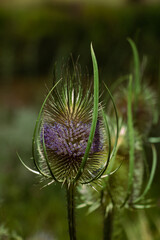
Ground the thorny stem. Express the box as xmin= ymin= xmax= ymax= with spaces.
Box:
xmin=66 ymin=183 xmax=77 ymax=240
xmin=101 ymin=190 xmax=113 ymax=240
xmin=103 ymin=210 xmax=113 ymax=240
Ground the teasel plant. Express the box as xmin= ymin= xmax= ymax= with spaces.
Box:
xmin=78 ymin=39 xmax=159 ymax=240
xmin=107 ymin=38 xmax=159 ymax=210
xmin=105 ymin=38 xmax=159 ymax=209
xmin=17 ymin=44 xmax=119 ymax=240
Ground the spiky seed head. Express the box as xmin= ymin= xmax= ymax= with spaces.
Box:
xmin=38 ymin=68 xmax=106 ymax=184
xmin=108 ymin=84 xmax=157 ymax=136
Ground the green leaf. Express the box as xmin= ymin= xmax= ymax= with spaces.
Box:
xmin=128 ymin=38 xmax=141 ymax=100
xmin=131 ymin=203 xmax=156 ymax=209
xmin=106 ymin=74 xmax=130 ymax=105
xmin=101 ymin=159 xmax=124 ymax=179
xmin=82 ymin=80 xmax=119 ymax=184
xmin=82 ymin=105 xmax=112 ymax=184
xmin=93 ymin=82 xmax=119 ymax=179
xmin=74 ymin=43 xmax=99 ymax=182
xmin=148 ymin=137 xmax=160 ymax=143
xmin=41 ymin=128 xmax=59 ymax=182
xmin=32 ymin=79 xmax=61 ymax=178
xmin=133 ymin=144 xmax=157 ymax=204
xmin=88 ymin=201 xmax=100 ymax=214
xmin=16 ymin=152 xmax=40 ymax=175
xmin=103 ymin=82 xmax=119 ymax=163
xmin=77 ymin=203 xmax=87 ymax=209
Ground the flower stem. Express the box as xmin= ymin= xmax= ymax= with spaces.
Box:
xmin=66 ymin=183 xmax=77 ymax=240
xmin=101 ymin=190 xmax=113 ymax=240
xmin=103 ymin=209 xmax=113 ymax=240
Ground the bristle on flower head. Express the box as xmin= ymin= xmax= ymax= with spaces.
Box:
xmin=38 ymin=68 xmax=105 ymax=184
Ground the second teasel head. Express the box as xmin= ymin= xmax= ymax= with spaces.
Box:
xmin=108 ymin=84 xmax=157 ymax=137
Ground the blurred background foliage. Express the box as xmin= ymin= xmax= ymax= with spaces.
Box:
xmin=0 ymin=0 xmax=160 ymax=239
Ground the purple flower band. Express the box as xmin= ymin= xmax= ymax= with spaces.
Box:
xmin=41 ymin=120 xmax=103 ymax=158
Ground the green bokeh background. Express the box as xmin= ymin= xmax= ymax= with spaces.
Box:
xmin=0 ymin=1 xmax=160 ymax=239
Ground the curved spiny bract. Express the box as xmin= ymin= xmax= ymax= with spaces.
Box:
xmin=37 ymin=67 xmax=107 ymax=186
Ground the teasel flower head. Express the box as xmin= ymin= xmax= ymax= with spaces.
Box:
xmin=38 ymin=77 xmax=105 ymax=184
xmin=111 ymin=77 xmax=157 ymax=209
xmin=18 ymin=44 xmax=116 ymax=187
xmin=109 ymin=84 xmax=157 ymax=137
xmin=108 ymin=38 xmax=158 ymax=137
xmin=106 ymin=121 xmax=144 ymax=207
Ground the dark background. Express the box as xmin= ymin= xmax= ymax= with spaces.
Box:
xmin=0 ymin=0 xmax=160 ymax=239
